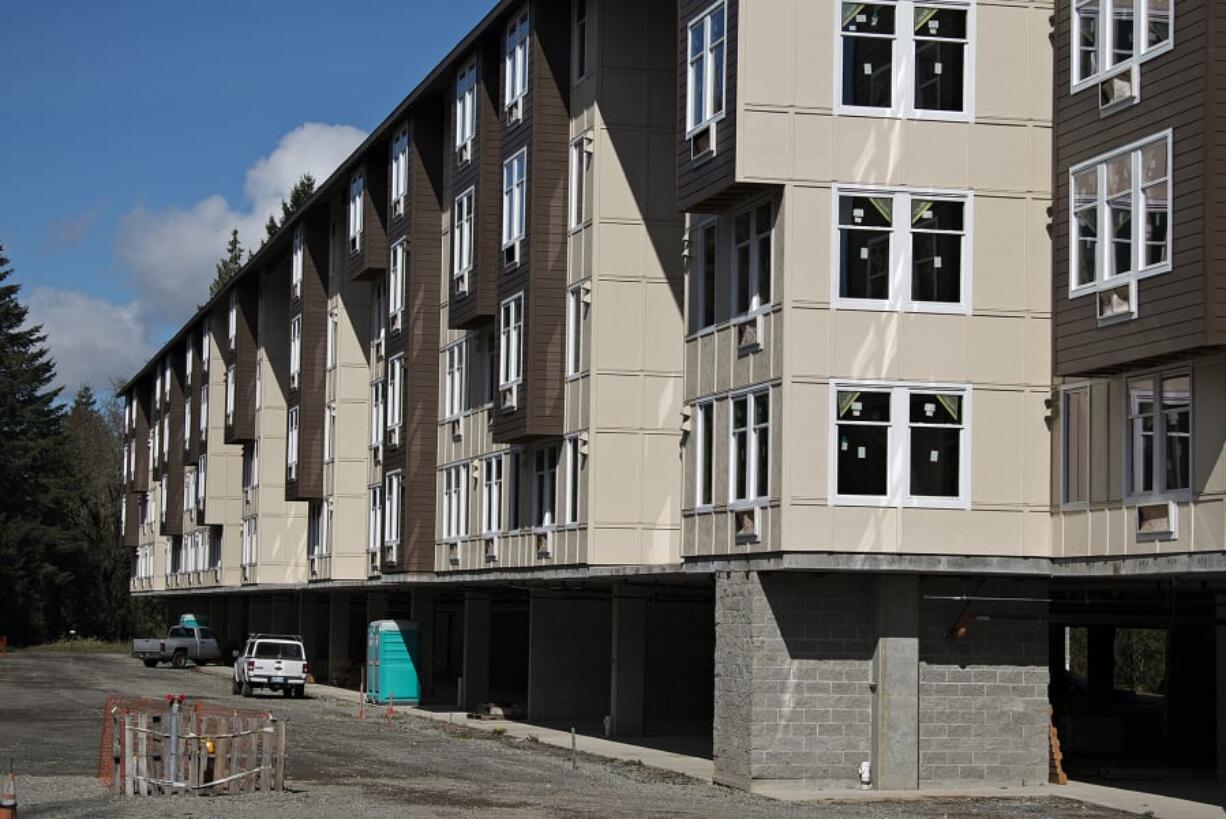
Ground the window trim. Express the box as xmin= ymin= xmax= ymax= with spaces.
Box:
xmin=834 ymin=0 xmax=977 ymax=122
xmin=442 ymin=462 xmax=470 ymax=543
xmin=686 ymin=0 xmax=728 ymax=138
xmin=505 ymin=7 xmax=530 ymax=111
xmin=566 ymin=283 xmax=586 ymax=379
xmin=1123 ymin=366 xmax=1192 ymax=503
xmin=502 ymin=148 xmax=528 ymax=251
xmin=387 ymin=354 xmax=404 ymax=432
xmin=694 ymin=399 xmax=715 ymax=510
xmin=831 ymin=185 xmax=974 ymax=314
xmin=687 ymin=217 xmax=719 ymax=337
xmin=1060 ymin=382 xmax=1092 ymax=509
xmin=452 ymin=188 xmax=475 ymax=293
xmin=728 ymin=386 xmax=770 ymax=509
xmin=384 ymin=470 xmax=402 ymax=548
xmin=455 ymin=59 xmax=478 ymax=156
xmin=499 ymin=293 xmax=525 ymax=388
xmin=1070 ymin=0 xmax=1175 ymax=93
xmin=731 ymin=198 xmax=775 ymax=320
xmin=828 ymin=381 xmax=972 ymax=509
xmin=444 ymin=337 xmax=469 ymax=420
xmin=568 ymin=132 xmax=593 ymax=232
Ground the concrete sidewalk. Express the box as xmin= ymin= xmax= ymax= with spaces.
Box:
xmin=194 ymin=665 xmax=1226 ymax=817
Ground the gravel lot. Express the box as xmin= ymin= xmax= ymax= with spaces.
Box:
xmin=0 ymin=650 xmax=1135 ymax=818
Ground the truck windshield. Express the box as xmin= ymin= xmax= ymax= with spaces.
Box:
xmin=254 ymin=642 xmax=303 ymax=660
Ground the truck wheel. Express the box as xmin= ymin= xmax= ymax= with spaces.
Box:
xmin=232 ymin=676 xmax=241 ymax=695
xmin=171 ymin=650 xmax=188 ymax=670
xmin=282 ymin=687 xmax=293 ymax=698
xmin=241 ymin=681 xmax=253 ymax=698
xmin=142 ymin=659 xmax=158 ymax=669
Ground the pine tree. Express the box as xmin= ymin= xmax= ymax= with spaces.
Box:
xmin=264 ymin=173 xmax=317 ymax=240
xmin=264 ymin=214 xmax=279 ymax=241
xmin=209 ymin=227 xmax=244 ymax=297
xmin=0 ymin=243 xmax=68 ymax=644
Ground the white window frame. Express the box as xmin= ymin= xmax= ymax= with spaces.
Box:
xmin=326 ymin=310 xmax=338 ymax=371
xmin=732 ymin=200 xmax=774 ymax=319
xmin=694 ymin=399 xmax=715 ymax=509
xmin=289 ymin=314 xmax=302 ymax=389
xmin=455 ymin=60 xmax=478 ymax=157
xmin=1060 ymin=383 xmax=1092 ymax=508
xmin=505 ymin=8 xmax=530 ymax=111
xmin=832 ymin=186 xmax=973 ymax=314
xmin=481 ymin=454 xmax=503 ymax=535
xmin=533 ymin=444 xmax=558 ymax=529
xmin=225 ymin=366 xmax=235 ymax=425
xmin=569 ymin=133 xmax=592 ymax=231
xmin=348 ymin=169 xmax=364 ymax=252
xmin=384 ymin=470 xmax=402 ymax=548
xmin=391 ymin=126 xmax=409 ymax=217
xmin=499 ymin=293 xmax=524 ymax=388
xmin=442 ymin=462 xmax=470 ymax=542
xmin=287 ymin=406 xmax=299 ymax=479
xmin=371 ymin=280 xmax=386 ymax=357
xmin=564 ymin=435 xmax=582 ymax=525
xmin=199 ymin=384 xmax=208 ymax=440
xmin=370 ymin=379 xmax=385 ymax=450
xmin=387 ymin=355 xmax=404 ymax=432
xmin=566 ymin=283 xmax=586 ymax=378
xmin=1124 ymin=367 xmax=1192 ymax=501
xmin=1067 ymin=131 xmax=1173 ymax=314
xmin=254 ymin=359 xmax=262 ymax=410
xmin=389 ymin=240 xmax=407 ymax=319
xmin=444 ymin=338 xmax=469 ymax=420
xmin=834 ymin=0 xmax=976 ymax=122
xmin=324 ymin=402 xmax=336 ymax=464
xmin=1071 ymin=0 xmax=1175 ymax=91
xmin=184 ymin=343 xmax=192 ymax=388
xmin=291 ymin=225 xmax=304 ymax=300
xmin=828 ymin=381 xmax=972 ymax=510
xmin=686 ymin=1 xmax=727 ymax=137
xmin=183 ymin=395 xmax=191 ymax=451
xmin=503 ymin=149 xmax=527 ymax=252
xmin=728 ymin=387 xmax=770 ymax=508
xmin=452 ymin=189 xmax=475 ymax=293
xmin=368 ymin=485 xmax=383 ymax=556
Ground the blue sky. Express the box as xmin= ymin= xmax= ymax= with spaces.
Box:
xmin=0 ymin=0 xmax=492 ymax=394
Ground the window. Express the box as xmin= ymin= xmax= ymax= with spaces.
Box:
xmin=836 ymin=190 xmax=969 ymax=309
xmin=482 ymin=455 xmax=503 ymax=534
xmin=455 ymin=61 xmax=477 ymax=157
xmin=291 ymin=225 xmax=304 ymax=299
xmin=500 ymin=295 xmax=524 ymax=388
xmin=324 ymin=403 xmax=335 ymax=463
xmin=445 ymin=339 xmax=468 ymax=419
xmin=370 ymin=380 xmax=385 ymax=449
xmin=289 ymin=314 xmax=302 ymax=389
xmin=391 ymin=126 xmax=409 ymax=217
xmin=384 ymin=471 xmax=402 ymax=547
xmin=199 ymin=384 xmax=208 ymax=439
xmin=730 ymin=389 xmax=769 ymax=504
xmin=1127 ymin=372 xmax=1190 ymax=496
xmin=733 ymin=202 xmax=773 ymax=316
xmin=443 ymin=463 xmax=469 ymax=541
xmin=254 ymin=360 xmax=262 ymax=409
xmin=833 ymin=384 xmax=969 ymax=506
xmin=309 ymin=500 xmax=331 ymax=557
xmin=1069 ymin=133 xmax=1171 ymax=320
xmin=225 ymin=366 xmax=235 ymax=424
xmin=348 ymin=170 xmax=364 ymax=252
xmin=503 ymin=150 xmax=527 ymax=254
xmin=184 ymin=343 xmax=192 ymax=387
xmin=1062 ymin=386 xmax=1090 ymax=506
xmin=564 ymin=436 xmax=581 ymax=524
xmin=1073 ymin=0 xmax=1173 ymax=87
xmin=687 ymin=2 xmax=726 ymax=139
xmin=387 ymin=355 xmax=404 ymax=432
xmin=533 ymin=445 xmax=558 ymax=528
xmin=242 ymin=444 xmax=255 ymax=496
xmin=160 ymin=475 xmax=167 ymax=524
xmin=241 ymin=517 xmax=257 ymax=568
xmin=228 ymin=291 xmax=237 ymax=349
xmin=163 ymin=360 xmax=171 ymax=403
xmin=184 ymin=468 xmax=194 ymax=512
xmin=287 ymin=406 xmax=299 ymax=479
xmin=452 ymin=189 xmax=474 ymax=293
xmin=368 ymin=485 xmax=383 ymax=555
xmin=695 ymin=400 xmax=714 ymax=507
xmin=161 ymin=415 xmax=169 ymax=461
xmin=569 ymin=134 xmax=592 ymax=229
xmin=508 ymin=450 xmax=521 ymax=530
xmin=183 ymin=397 xmax=191 ymax=451
xmin=371 ymin=280 xmax=386 ymax=355
xmin=839 ymin=2 xmax=972 ymax=118
xmin=572 ymin=0 xmax=590 ymax=82
xmin=326 ymin=310 xmax=338 ymax=370
xmin=505 ymin=9 xmax=530 ymax=112
xmin=200 ymin=329 xmax=208 ymax=373
xmin=389 ymin=240 xmax=407 ymax=319
xmin=566 ymin=285 xmax=585 ymax=377
xmin=689 ymin=221 xmax=717 ymax=333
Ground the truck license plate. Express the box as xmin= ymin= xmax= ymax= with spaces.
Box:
xmin=271 ymin=676 xmax=284 ymax=683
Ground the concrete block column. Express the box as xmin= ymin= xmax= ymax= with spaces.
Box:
xmin=328 ymin=592 xmax=352 ymax=687
xmin=462 ymin=591 xmax=491 ymax=710
xmin=411 ymin=589 xmax=436 ymax=701
xmin=610 ymin=587 xmax=647 ymax=736
xmin=871 ymin=575 xmax=919 ymax=791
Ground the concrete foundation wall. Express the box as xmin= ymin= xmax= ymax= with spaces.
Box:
xmin=528 ymin=593 xmax=611 ymax=722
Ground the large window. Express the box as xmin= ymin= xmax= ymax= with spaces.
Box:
xmin=384 ymin=471 xmax=402 ymax=548
xmin=443 ymin=463 xmax=469 ymax=541
xmin=453 ymin=189 xmax=474 ymax=293
xmin=445 ymin=339 xmax=468 ymax=419
xmin=348 ymin=170 xmax=364 ymax=252
xmin=730 ymin=389 xmax=769 ymax=504
xmin=387 ymin=355 xmax=404 ymax=435
xmin=839 ymin=1 xmax=972 ymax=117
xmin=733 ymin=202 xmax=773 ymax=317
xmin=569 ymin=133 xmax=592 ymax=229
xmin=500 ymin=294 xmax=524 ymax=388
xmin=686 ymin=2 xmax=726 ymax=137
xmin=836 ymin=190 xmax=969 ymax=310
xmin=287 ymin=406 xmax=299 ymax=479
xmin=391 ymin=126 xmax=409 ymax=217
xmin=455 ymin=61 xmax=477 ymax=158
xmin=291 ymin=225 xmax=303 ymax=299
xmin=1073 ymin=0 xmax=1173 ymax=87
xmin=289 ymin=314 xmax=302 ymax=389
xmin=1062 ymin=385 xmax=1090 ymax=506
xmin=482 ymin=455 xmax=503 ymax=534
xmin=370 ymin=380 xmax=384 ymax=450
xmin=1069 ymin=133 xmax=1171 ymax=321
xmin=689 ymin=220 xmax=717 ymax=333
xmin=566 ymin=285 xmax=585 ymax=377
xmin=505 ymin=9 xmax=530 ymax=112
xmin=533 ymin=444 xmax=558 ymax=528
xmin=695 ymin=400 xmax=714 ymax=507
xmin=503 ymin=150 xmax=527 ymax=255
xmin=389 ymin=241 xmax=406 ymax=321
xmin=833 ymin=384 xmax=969 ymax=506
xmin=1127 ymin=372 xmax=1190 ymax=496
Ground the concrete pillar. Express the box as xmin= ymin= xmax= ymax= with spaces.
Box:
xmin=1087 ymin=625 xmax=1115 ymax=698
xmin=329 ymin=592 xmax=352 ymax=687
xmin=610 ymin=588 xmax=647 ymax=736
xmin=872 ymin=575 xmax=919 ymax=791
xmin=462 ymin=592 xmax=491 ymax=710
xmin=411 ymin=589 xmax=436 ymax=701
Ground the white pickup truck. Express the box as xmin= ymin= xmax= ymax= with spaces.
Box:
xmin=232 ymin=635 xmax=308 ymax=698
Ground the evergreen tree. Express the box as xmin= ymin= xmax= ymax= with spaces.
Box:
xmin=209 ymin=227 xmax=243 ymax=297
xmin=264 ymin=173 xmax=316 ymax=240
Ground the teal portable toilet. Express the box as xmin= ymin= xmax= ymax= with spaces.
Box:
xmin=366 ymin=620 xmax=420 ymax=705
xmin=179 ymin=613 xmax=201 ymax=628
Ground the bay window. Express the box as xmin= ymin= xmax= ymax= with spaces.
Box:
xmin=1127 ymin=371 xmax=1190 ymax=496
xmin=1073 ymin=0 xmax=1173 ymax=87
xmin=453 ymin=190 xmax=474 ymax=293
xmin=730 ymin=388 xmax=769 ymax=504
xmin=686 ymin=1 xmax=726 ymax=149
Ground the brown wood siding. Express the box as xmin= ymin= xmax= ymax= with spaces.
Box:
xmin=288 ymin=211 xmax=330 ymax=501
xmin=345 ymin=154 xmax=390 ymax=281
xmin=676 ymin=0 xmax=741 ymax=212
xmin=493 ymin=0 xmax=568 ymax=444
xmin=1053 ymin=0 xmax=1212 ymax=376
xmin=449 ymin=36 xmax=503 ymax=329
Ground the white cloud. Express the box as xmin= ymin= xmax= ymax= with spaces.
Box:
xmin=25 ymin=288 xmax=153 ymax=396
xmin=116 ymin=121 xmax=366 ymax=322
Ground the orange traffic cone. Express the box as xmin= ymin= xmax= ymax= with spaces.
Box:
xmin=0 ymin=768 xmax=16 ymax=819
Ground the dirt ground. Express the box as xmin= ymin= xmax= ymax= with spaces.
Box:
xmin=0 ymin=650 xmax=1136 ymax=818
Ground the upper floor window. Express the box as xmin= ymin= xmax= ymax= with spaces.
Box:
xmin=733 ymin=202 xmax=773 ymax=317
xmin=326 ymin=310 xmax=338 ymax=371
xmin=730 ymin=388 xmax=769 ymax=505
xmin=184 ymin=343 xmax=192 ymax=387
xmin=324 ymin=403 xmax=336 ymax=464
xmin=287 ymin=406 xmax=299 ymax=477
xmin=384 ymin=471 xmax=402 ymax=547
xmin=687 ymin=1 xmax=726 ymax=141
xmin=1127 ymin=371 xmax=1189 ymax=497
xmin=389 ymin=241 xmax=407 ymax=321
xmin=368 ymin=485 xmax=383 ymax=556
xmin=569 ymin=133 xmax=593 ymax=230
xmin=1069 ymin=132 xmax=1170 ymax=322
xmin=162 ymin=359 xmax=171 ymax=403
xmin=348 ymin=170 xmax=364 ymax=252
xmin=183 ymin=396 xmax=191 ymax=451
xmin=533 ymin=444 xmax=558 ymax=528
xmin=443 ymin=462 xmax=470 ymax=541
xmin=1073 ymin=0 xmax=1172 ymax=87
xmin=500 ymin=294 xmax=524 ymax=388
xmin=1061 ymin=385 xmax=1090 ymax=506
xmin=564 ymin=435 xmax=582 ymax=524
xmin=566 ymin=284 xmax=586 ymax=377
xmin=200 ymin=328 xmax=208 ymax=373
xmin=482 ymin=455 xmax=503 ymax=535
xmin=254 ymin=361 xmax=262 ymax=409
xmin=689 ymin=221 xmax=718 ymax=333
xmin=291 ymin=225 xmax=304 ymax=299
xmin=572 ymin=0 xmax=590 ymax=83
xmin=453 ymin=189 xmax=475 ymax=294
xmin=370 ymin=379 xmax=385 ymax=450
xmin=197 ymin=455 xmax=207 ymax=508
xmin=289 ymin=314 xmax=302 ymax=390
xmin=505 ymin=9 xmax=530 ymax=116
xmin=391 ymin=126 xmax=409 ymax=218
xmin=503 ymin=149 xmax=527 ymax=261
xmin=371 ymin=280 xmax=386 ymax=357
xmin=836 ymin=189 xmax=969 ymax=311
xmin=444 ymin=338 xmax=468 ymax=419
xmin=225 ymin=365 xmax=235 ymax=425
xmin=199 ymin=384 xmax=208 ymax=439
xmin=387 ymin=355 xmax=404 ymax=433
xmin=839 ymin=1 xmax=972 ymax=119
xmin=228 ymin=291 xmax=237 ymax=349
xmin=694 ymin=400 xmax=714 ymax=508
xmin=455 ymin=61 xmax=477 ymax=161
xmin=833 ymin=383 xmax=969 ymax=507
